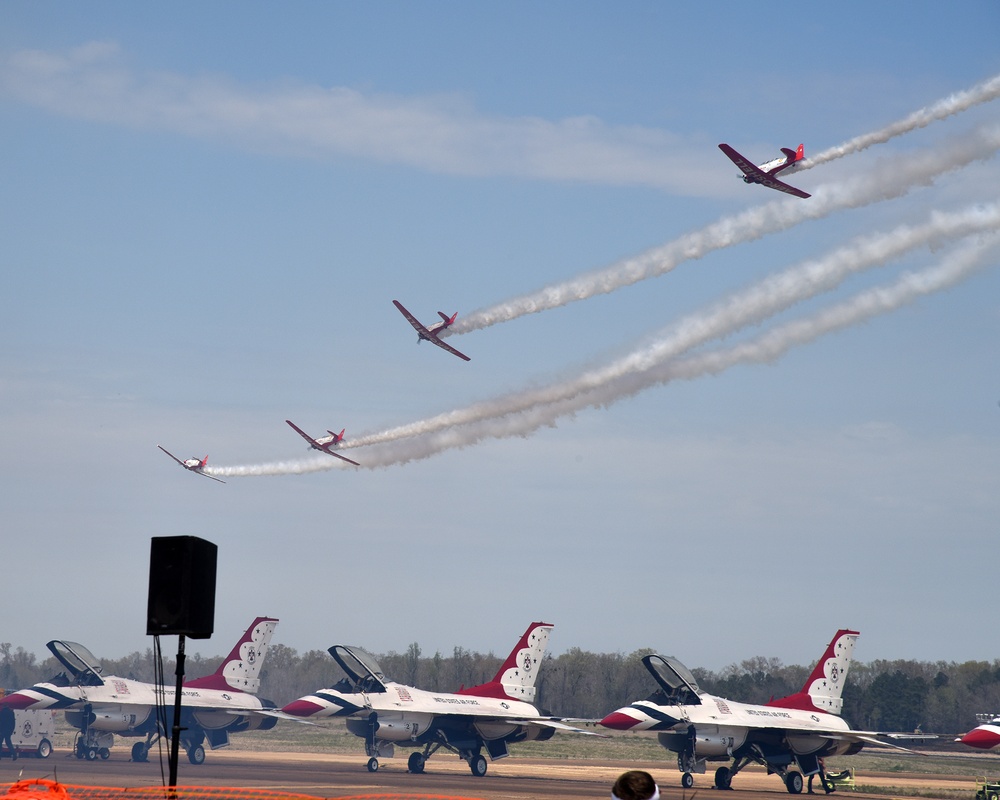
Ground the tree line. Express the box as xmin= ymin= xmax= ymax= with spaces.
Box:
xmin=3 ymin=640 xmax=998 ymax=734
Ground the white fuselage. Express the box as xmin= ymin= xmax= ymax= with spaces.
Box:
xmin=9 ymin=675 xmax=266 ymax=736
xmin=288 ymin=680 xmax=540 ymax=743
xmin=608 ymin=692 xmax=854 ymax=760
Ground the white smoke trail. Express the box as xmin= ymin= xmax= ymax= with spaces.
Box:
xmin=208 ymin=218 xmax=999 ymax=478
xmin=446 ymin=124 xmax=1000 ymax=336
xmin=351 ymin=234 xmax=998 ymax=469
xmin=352 ymin=204 xmax=1000 ymax=444
xmin=799 ymin=72 xmax=1000 ymax=170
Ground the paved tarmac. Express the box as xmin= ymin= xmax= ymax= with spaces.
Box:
xmin=0 ymin=749 xmax=978 ymax=800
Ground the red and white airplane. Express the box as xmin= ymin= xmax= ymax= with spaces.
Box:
xmin=157 ymin=446 xmax=226 ymax=483
xmin=0 ymin=617 xmax=281 ymax=764
xmin=285 ymin=420 xmax=360 ymax=466
xmin=392 ymin=299 xmax=471 ymax=361
xmin=600 ymin=629 xmax=924 ymax=793
xmin=958 ymin=716 xmax=1000 ymax=749
xmin=719 ymin=142 xmax=811 ymax=199
xmin=281 ymin=621 xmax=597 ymax=776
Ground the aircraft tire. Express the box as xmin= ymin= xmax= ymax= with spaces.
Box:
xmin=367 ymin=757 xmax=379 ymax=773
xmin=37 ymin=739 xmax=52 ymax=759
xmin=188 ymin=744 xmax=206 ymax=765
xmin=785 ymin=772 xmax=804 ymax=794
xmin=99 ymin=747 xmax=111 ymax=760
xmin=407 ymin=752 xmax=425 ymax=774
xmin=682 ymin=773 xmax=695 ymax=789
xmin=470 ymin=754 xmax=488 ymax=777
xmin=86 ymin=747 xmax=98 ymax=761
xmin=131 ymin=742 xmax=148 ymax=762
xmin=715 ymin=767 xmax=732 ymax=789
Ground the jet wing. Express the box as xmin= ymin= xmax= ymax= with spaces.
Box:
xmin=510 ymin=718 xmax=607 ymax=736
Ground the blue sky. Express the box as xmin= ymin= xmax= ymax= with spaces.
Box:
xmin=1 ymin=2 xmax=999 ymax=677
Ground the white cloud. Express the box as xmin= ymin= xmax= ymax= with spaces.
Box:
xmin=0 ymin=42 xmax=720 ymax=194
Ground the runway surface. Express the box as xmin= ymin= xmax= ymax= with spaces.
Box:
xmin=0 ymin=749 xmax=980 ymax=800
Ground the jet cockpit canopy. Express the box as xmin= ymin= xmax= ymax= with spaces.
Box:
xmin=327 ymin=645 xmax=388 ymax=694
xmin=642 ymin=654 xmax=702 ymax=705
xmin=46 ymin=640 xmax=105 ymax=687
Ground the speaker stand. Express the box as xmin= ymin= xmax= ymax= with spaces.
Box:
xmin=169 ymin=634 xmax=186 ymax=791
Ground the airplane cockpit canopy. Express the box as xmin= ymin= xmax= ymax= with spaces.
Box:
xmin=46 ymin=640 xmax=105 ymax=687
xmin=327 ymin=645 xmax=388 ymax=694
xmin=642 ymin=654 xmax=702 ymax=705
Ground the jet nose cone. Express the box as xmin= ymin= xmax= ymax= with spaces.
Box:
xmin=960 ymin=726 xmax=1000 ymax=750
xmin=0 ymin=692 xmax=40 ymax=710
xmin=281 ymin=699 xmax=324 ymax=717
xmin=600 ymin=710 xmax=642 ymax=731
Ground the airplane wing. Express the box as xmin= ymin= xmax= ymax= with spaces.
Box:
xmin=157 ymin=445 xmax=187 ymax=467
xmin=324 ymin=449 xmax=360 ymax=467
xmin=393 ymin=300 xmax=430 ymax=337
xmin=718 ymin=143 xmax=762 ymax=179
xmin=426 ymin=336 xmax=471 ymax=362
xmin=510 ymin=718 xmax=607 ymax=736
xmin=285 ymin=419 xmax=317 ymax=446
xmin=198 ymin=471 xmax=227 ymax=484
xmin=757 ymin=173 xmax=811 ymax=199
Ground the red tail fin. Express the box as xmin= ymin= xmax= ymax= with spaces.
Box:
xmin=457 ymin=622 xmax=553 ymax=702
xmin=185 ymin=617 xmax=279 ymax=693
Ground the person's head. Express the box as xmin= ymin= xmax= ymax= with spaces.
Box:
xmin=612 ymin=770 xmax=659 ymax=800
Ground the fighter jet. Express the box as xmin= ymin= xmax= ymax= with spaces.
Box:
xmin=600 ymin=629 xmax=927 ymax=793
xmin=958 ymin=716 xmax=1000 ymax=749
xmin=281 ymin=621 xmax=598 ymax=776
xmin=0 ymin=617 xmax=280 ymax=764
xmin=157 ymin=446 xmax=226 ymax=483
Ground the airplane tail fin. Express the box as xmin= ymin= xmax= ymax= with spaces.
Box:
xmin=457 ymin=621 xmax=553 ymax=703
xmin=328 ymin=429 xmax=345 ymax=440
xmin=766 ymin=629 xmax=859 ymax=715
xmin=185 ymin=616 xmax=279 ymax=694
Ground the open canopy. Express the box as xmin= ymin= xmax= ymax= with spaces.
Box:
xmin=327 ymin=645 xmax=388 ymax=693
xmin=46 ymin=640 xmax=105 ymax=687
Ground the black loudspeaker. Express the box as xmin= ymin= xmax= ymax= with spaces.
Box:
xmin=146 ymin=536 xmax=217 ymax=639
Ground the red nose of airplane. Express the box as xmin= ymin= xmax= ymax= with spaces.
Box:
xmin=960 ymin=726 xmax=1000 ymax=749
xmin=600 ymin=711 xmax=640 ymax=730
xmin=0 ymin=692 xmax=39 ymax=710
xmin=280 ymin=699 xmax=324 ymax=717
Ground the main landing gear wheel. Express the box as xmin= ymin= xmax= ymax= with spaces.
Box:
xmin=681 ymin=773 xmax=695 ymax=789
xmin=187 ymin=744 xmax=206 ymax=765
xmin=367 ymin=757 xmax=379 ymax=773
xmin=85 ymin=747 xmax=98 ymax=761
xmin=131 ymin=742 xmax=148 ymax=762
xmin=715 ymin=767 xmax=732 ymax=789
xmin=785 ymin=772 xmax=804 ymax=794
xmin=470 ymin=754 xmax=488 ymax=777
xmin=99 ymin=747 xmax=110 ymax=760
xmin=407 ymin=752 xmax=425 ymax=774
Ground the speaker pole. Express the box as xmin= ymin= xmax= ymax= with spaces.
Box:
xmin=169 ymin=633 xmax=186 ymax=791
